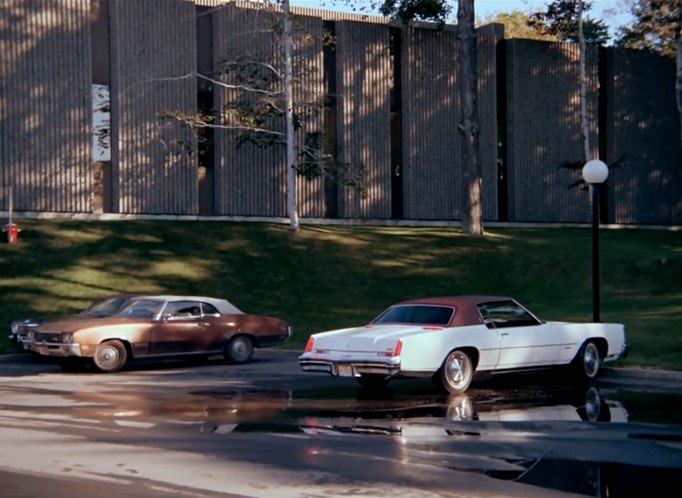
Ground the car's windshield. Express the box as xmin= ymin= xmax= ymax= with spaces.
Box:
xmin=81 ymin=296 xmax=131 ymax=317
xmin=116 ymin=299 xmax=164 ymax=319
xmin=372 ymin=305 xmax=454 ymax=326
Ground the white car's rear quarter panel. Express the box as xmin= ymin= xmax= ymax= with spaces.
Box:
xmin=400 ymin=324 xmax=498 ymax=372
xmin=555 ymin=322 xmax=626 ymax=362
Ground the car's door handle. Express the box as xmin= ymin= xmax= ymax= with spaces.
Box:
xmin=500 ymin=332 xmax=509 ymax=336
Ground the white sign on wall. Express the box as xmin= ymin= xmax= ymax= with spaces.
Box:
xmin=92 ymin=84 xmax=111 ymax=162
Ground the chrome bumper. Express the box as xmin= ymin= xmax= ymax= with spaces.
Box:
xmin=299 ymin=357 xmax=401 ymax=378
xmin=22 ymin=339 xmax=82 ymax=358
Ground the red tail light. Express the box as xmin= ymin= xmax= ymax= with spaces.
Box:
xmin=304 ymin=336 xmax=315 ymax=353
xmin=391 ymin=339 xmax=403 ymax=357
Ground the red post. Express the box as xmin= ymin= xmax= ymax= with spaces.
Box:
xmin=3 ymin=223 xmax=19 ymax=244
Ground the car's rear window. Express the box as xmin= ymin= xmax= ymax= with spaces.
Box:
xmin=372 ymin=305 xmax=454 ymax=326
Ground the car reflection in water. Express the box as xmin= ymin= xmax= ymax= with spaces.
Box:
xmin=299 ymin=385 xmax=650 ymax=498
xmin=300 ymin=385 xmax=627 ymax=437
xmin=66 ymin=388 xmax=294 ymax=434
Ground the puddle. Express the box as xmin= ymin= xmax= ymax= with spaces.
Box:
xmin=479 ymin=457 xmax=681 ymax=498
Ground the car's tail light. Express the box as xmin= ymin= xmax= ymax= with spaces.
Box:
xmin=304 ymin=336 xmax=315 ymax=353
xmin=422 ymin=326 xmax=443 ymax=331
xmin=390 ymin=339 xmax=402 ymax=357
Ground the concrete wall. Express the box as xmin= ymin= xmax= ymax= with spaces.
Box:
xmin=0 ymin=0 xmax=92 ymax=212
xmin=109 ymin=0 xmax=198 ymax=214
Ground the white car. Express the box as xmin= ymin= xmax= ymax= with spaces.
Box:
xmin=298 ymin=296 xmax=630 ymax=393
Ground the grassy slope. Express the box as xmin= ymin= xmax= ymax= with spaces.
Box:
xmin=1 ymin=220 xmax=680 ymax=369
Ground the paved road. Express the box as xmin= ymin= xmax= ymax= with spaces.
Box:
xmin=0 ymin=351 xmax=680 ymax=498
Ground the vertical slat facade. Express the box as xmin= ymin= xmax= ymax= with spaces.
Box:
xmin=0 ymin=0 xmax=92 ymax=212
xmin=401 ymin=24 xmax=500 ymax=221
xmin=293 ymin=14 xmax=326 ymax=218
xmin=109 ymin=0 xmax=198 ymax=214
xmin=476 ymin=24 xmax=503 ymax=221
xmin=335 ymin=21 xmax=392 ymax=219
xmin=213 ymin=4 xmax=325 ymax=217
xmin=604 ymin=48 xmax=682 ymax=225
xmin=401 ymin=27 xmax=459 ymax=220
xmin=212 ymin=5 xmax=286 ymax=216
xmin=1 ymin=0 xmax=679 ymax=227
xmin=506 ymin=39 xmax=599 ymax=223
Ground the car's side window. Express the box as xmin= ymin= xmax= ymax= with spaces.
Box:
xmin=477 ymin=301 xmax=541 ymax=328
xmin=162 ymin=301 xmax=202 ymax=320
xmin=201 ymin=303 xmax=220 ymax=316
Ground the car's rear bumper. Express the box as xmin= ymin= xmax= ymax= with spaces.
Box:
xmin=299 ymin=356 xmax=401 ymax=378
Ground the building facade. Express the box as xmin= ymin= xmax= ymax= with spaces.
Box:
xmin=1 ymin=0 xmax=679 ymax=225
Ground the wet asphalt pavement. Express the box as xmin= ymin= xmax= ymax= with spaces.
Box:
xmin=0 ymin=350 xmax=680 ymax=498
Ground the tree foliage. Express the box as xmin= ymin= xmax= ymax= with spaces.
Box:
xmin=478 ymin=10 xmax=556 ymax=41
xmin=528 ymin=0 xmax=610 ymax=45
xmin=615 ymin=0 xmax=679 ymax=57
xmin=377 ymin=0 xmax=451 ymax=24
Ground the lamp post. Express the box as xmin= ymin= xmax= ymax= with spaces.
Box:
xmin=582 ymin=159 xmax=609 ymax=323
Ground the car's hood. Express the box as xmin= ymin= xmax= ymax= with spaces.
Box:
xmin=35 ymin=317 xmax=145 ymax=332
xmin=13 ymin=312 xmax=108 ymax=327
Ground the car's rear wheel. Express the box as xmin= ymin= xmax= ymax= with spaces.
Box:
xmin=436 ymin=350 xmax=474 ymax=394
xmin=573 ymin=340 xmax=601 ymax=381
xmin=93 ymin=340 xmax=127 ymax=373
xmin=224 ymin=335 xmax=254 ymax=364
xmin=356 ymin=374 xmax=391 ymax=390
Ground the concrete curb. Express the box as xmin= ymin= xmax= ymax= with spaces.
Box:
xmin=600 ymin=367 xmax=682 ymax=382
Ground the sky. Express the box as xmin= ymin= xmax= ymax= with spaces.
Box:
xmin=288 ymin=0 xmax=634 ymax=34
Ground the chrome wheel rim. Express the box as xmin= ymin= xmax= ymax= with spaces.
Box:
xmin=231 ymin=338 xmax=250 ymax=362
xmin=97 ymin=345 xmax=120 ymax=370
xmin=445 ymin=351 xmax=470 ymax=390
xmin=583 ymin=343 xmax=600 ymax=378
xmin=584 ymin=386 xmax=602 ymax=421
xmin=446 ymin=395 xmax=474 ymax=421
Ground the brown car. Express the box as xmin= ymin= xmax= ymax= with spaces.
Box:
xmin=22 ymin=295 xmax=291 ymax=373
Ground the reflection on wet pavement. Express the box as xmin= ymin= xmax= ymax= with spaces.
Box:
xmin=2 ymin=357 xmax=681 ymax=498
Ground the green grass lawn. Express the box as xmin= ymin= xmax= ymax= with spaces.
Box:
xmin=1 ymin=219 xmax=680 ymax=370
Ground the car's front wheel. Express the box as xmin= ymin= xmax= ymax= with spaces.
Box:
xmin=224 ymin=335 xmax=254 ymax=364
xmin=573 ymin=340 xmax=601 ymax=381
xmin=93 ymin=340 xmax=127 ymax=373
xmin=356 ymin=374 xmax=391 ymax=390
xmin=436 ymin=350 xmax=474 ymax=394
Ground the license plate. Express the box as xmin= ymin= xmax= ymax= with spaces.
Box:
xmin=338 ymin=365 xmax=353 ymax=377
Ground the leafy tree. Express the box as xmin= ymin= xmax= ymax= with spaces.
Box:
xmin=377 ymin=0 xmax=452 ymax=24
xmin=528 ymin=0 xmax=610 ymax=45
xmin=615 ymin=0 xmax=679 ymax=57
xmin=478 ymin=10 xmax=556 ymax=41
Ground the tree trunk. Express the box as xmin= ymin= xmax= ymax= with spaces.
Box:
xmin=283 ymin=0 xmax=299 ymax=231
xmin=457 ymin=0 xmax=483 ymax=236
